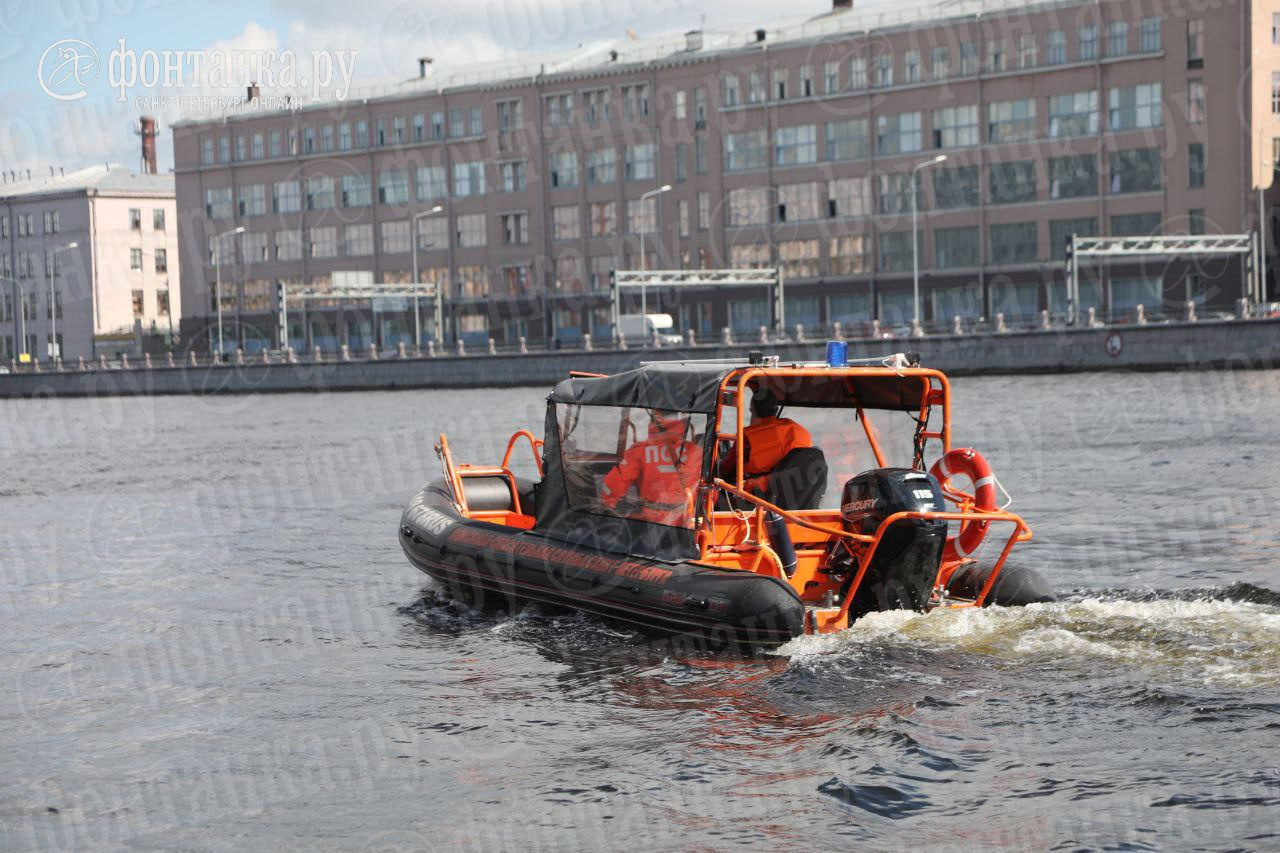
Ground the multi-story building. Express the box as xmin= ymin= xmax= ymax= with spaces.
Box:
xmin=1 ymin=166 xmax=179 ymax=362
xmin=172 ymin=0 xmax=1280 ymax=350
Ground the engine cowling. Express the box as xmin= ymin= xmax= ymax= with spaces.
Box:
xmin=840 ymin=468 xmax=947 ymax=620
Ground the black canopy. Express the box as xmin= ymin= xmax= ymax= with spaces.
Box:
xmin=548 ymin=361 xmax=931 ymax=414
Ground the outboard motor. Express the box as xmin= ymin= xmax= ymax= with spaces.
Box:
xmin=839 ymin=468 xmax=947 ymax=620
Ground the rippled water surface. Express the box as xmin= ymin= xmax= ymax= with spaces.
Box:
xmin=2 ymin=369 xmax=1279 ymax=850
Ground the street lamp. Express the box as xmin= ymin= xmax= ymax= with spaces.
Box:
xmin=638 ymin=184 xmax=673 ymax=321
xmin=411 ymin=204 xmax=445 ymax=351
xmin=1260 ymin=154 xmax=1274 ymax=309
xmin=213 ymin=225 xmax=245 ymax=357
xmin=48 ymin=241 xmax=78 ymax=361
xmin=911 ymin=154 xmax=947 ymax=336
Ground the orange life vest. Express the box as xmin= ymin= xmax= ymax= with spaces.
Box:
xmin=742 ymin=417 xmax=812 ymax=477
xmin=601 ymin=437 xmax=702 ymax=525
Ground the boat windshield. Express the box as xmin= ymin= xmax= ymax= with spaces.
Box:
xmin=556 ymin=403 xmax=710 ymax=530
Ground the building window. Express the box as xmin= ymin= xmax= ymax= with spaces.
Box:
xmin=1274 ymin=12 xmax=1280 ymax=45
xmin=1187 ymin=80 xmax=1205 ymax=123
xmin=774 ymin=125 xmax=817 ymax=166
xmin=828 ymin=176 xmax=872 ymax=217
xmin=218 ymin=136 xmax=229 ymax=162
xmin=306 ymin=177 xmax=334 ymax=211
xmin=694 ymin=87 xmax=706 ymax=124
xmin=309 ymin=227 xmax=337 ymax=258
xmin=500 ymin=212 xmax=529 ymax=245
xmin=589 ymin=201 xmax=616 ymax=236
xmin=877 ymin=172 xmax=922 ymax=215
xmin=274 ymin=231 xmax=302 ymax=261
xmin=874 ymin=53 xmax=893 ymax=87
xmin=153 ymin=208 xmax=165 ymax=230
xmin=746 ymin=71 xmax=765 ymax=104
xmin=500 ymin=160 xmax=527 ymax=193
xmin=415 ymin=216 xmax=446 ymax=250
xmin=623 ymin=143 xmax=655 ymax=181
xmin=931 ymin=47 xmax=950 ymax=80
xmin=726 ymin=187 xmax=770 ymax=226
xmin=583 ymin=89 xmax=610 ymax=122
xmin=875 ymin=111 xmax=922 ymax=155
xmin=343 ymin=224 xmax=373 ymax=256
xmin=1141 ymin=17 xmax=1161 ymax=52
xmin=586 ymin=148 xmax=616 ymax=184
xmin=990 ymin=222 xmax=1038 ymax=264
xmin=470 ymin=106 xmax=483 ymax=136
xmin=722 ymin=74 xmax=740 ymax=107
xmin=777 ymin=239 xmax=820 ymax=279
xmin=824 ymin=61 xmax=840 ymax=92
xmin=377 ymin=168 xmax=409 ymax=205
xmin=934 ymin=227 xmax=980 ymax=269
xmin=1017 ymin=33 xmax=1037 ymax=68
xmin=1189 ymin=208 xmax=1206 ymax=235
xmin=931 ymin=105 xmax=978 ymax=148
xmin=204 ymin=187 xmax=232 ymax=219
xmin=697 ymin=192 xmax=710 ymax=230
xmin=1272 ymin=73 xmax=1280 ymax=114
xmin=1109 ymin=83 xmax=1163 ymax=130
xmin=449 ymin=108 xmax=464 ymax=137
xmin=273 ymin=180 xmax=301 ymax=213
xmin=1106 ymin=21 xmax=1129 ymax=57
xmin=1188 ymin=144 xmax=1206 ymax=188
xmin=772 ymin=68 xmax=788 ymax=100
xmin=1048 ymin=91 xmax=1099 ymax=138
xmin=1050 ymin=218 xmax=1097 ymax=259
xmin=412 ymin=114 xmax=425 ymax=142
xmin=129 ymin=208 xmax=141 ymax=229
xmin=988 ymin=99 xmax=1037 ymax=143
xmin=430 ymin=111 xmax=444 ymax=140
xmin=340 ymin=173 xmax=371 ymax=207
xmin=201 ymin=138 xmax=214 ymax=165
xmin=849 ymin=57 xmax=867 ymax=89
xmin=452 ymin=162 xmax=485 ymax=197
xmin=678 ymin=199 xmax=690 ymax=237
xmin=989 ymin=161 xmax=1038 ymax=204
xmin=799 ymin=65 xmax=813 ymax=97
xmin=877 ymin=232 xmax=917 ymax=273
xmin=829 ymin=237 xmax=870 ymax=276
xmin=988 ymin=39 xmax=1005 ymax=72
xmin=620 ymin=84 xmax=649 ymax=117
xmin=724 ymin=130 xmax=768 ymax=171
xmin=549 ymin=151 xmax=578 ymax=188
xmin=1049 ymin=154 xmax=1098 ymax=199
xmin=1047 ymin=29 xmax=1066 ymax=65
xmin=1109 ymin=147 xmax=1162 ymax=193
xmin=130 ymin=249 xmax=143 ymax=271
xmin=321 ymin=125 xmax=334 ymax=151
xmin=302 ymin=127 xmax=315 ymax=153
xmin=625 ymin=197 xmax=656 ymax=235
xmin=960 ymin=42 xmax=978 ymax=75
xmin=156 ymin=290 xmax=169 ymax=315
xmin=1187 ymin=20 xmax=1203 ymax=65
xmin=903 ymin=50 xmax=920 ymax=83
xmin=1079 ymin=24 xmax=1098 ymax=60
xmin=238 ymin=183 xmax=266 ymax=217
xmin=131 ymin=289 xmax=144 ymax=315
xmin=455 ymin=214 xmax=487 ymax=247
xmin=44 ymin=211 xmax=59 ymax=233
xmin=154 ymin=248 xmax=168 ymax=272
xmin=825 ymin=119 xmax=868 ymax=160
xmin=416 ymin=166 xmax=447 ymax=201
xmin=552 ymin=205 xmax=580 ymax=240
xmin=777 ymin=182 xmax=823 ymax=222
xmin=932 ymin=166 xmax=980 ymax=209
xmin=694 ymin=137 xmax=708 ymax=175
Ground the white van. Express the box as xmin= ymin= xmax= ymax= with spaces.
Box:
xmin=616 ymin=313 xmax=684 ymax=346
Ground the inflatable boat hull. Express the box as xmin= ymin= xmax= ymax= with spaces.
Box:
xmin=399 ymin=484 xmax=806 ymax=646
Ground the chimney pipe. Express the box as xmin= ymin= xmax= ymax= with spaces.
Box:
xmin=417 ymin=57 xmax=433 ymax=79
xmin=138 ymin=116 xmax=158 ymax=175
xmin=832 ymin=0 xmax=853 ymax=8
xmin=754 ymin=28 xmax=766 ymax=42
xmin=247 ymin=82 xmax=260 ymax=101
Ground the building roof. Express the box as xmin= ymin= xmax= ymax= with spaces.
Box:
xmin=174 ymin=0 xmax=1077 ymax=126
xmin=0 ymin=165 xmax=174 ymax=203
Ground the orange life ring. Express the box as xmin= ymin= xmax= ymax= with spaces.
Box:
xmin=929 ymin=448 xmax=997 ymax=562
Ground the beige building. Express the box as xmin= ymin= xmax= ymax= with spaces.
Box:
xmin=172 ymin=0 xmax=1280 ymax=350
xmin=1 ymin=166 xmax=179 ymax=362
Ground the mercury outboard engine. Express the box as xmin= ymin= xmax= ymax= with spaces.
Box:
xmin=838 ymin=468 xmax=947 ymax=620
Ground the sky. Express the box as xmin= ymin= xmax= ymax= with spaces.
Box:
xmin=0 ymin=0 xmax=831 ymax=178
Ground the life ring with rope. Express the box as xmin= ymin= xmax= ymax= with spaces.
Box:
xmin=929 ymin=447 xmax=997 ymax=562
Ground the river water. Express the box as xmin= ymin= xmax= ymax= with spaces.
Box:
xmin=2 ymin=368 xmax=1278 ymax=850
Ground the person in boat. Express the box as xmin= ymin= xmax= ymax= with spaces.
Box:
xmin=600 ymin=409 xmax=702 ymax=526
xmin=734 ymin=388 xmax=813 ymax=497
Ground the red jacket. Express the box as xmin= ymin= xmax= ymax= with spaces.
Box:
xmin=601 ymin=429 xmax=701 ymax=526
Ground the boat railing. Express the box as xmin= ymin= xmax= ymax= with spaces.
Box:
xmin=501 ymin=430 xmax=545 ymax=478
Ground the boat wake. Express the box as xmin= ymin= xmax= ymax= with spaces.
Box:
xmin=780 ymin=583 xmax=1280 ymax=689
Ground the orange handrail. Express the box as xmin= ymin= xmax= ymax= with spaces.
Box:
xmin=501 ymin=429 xmax=544 ymax=477
xmin=436 ymin=433 xmax=469 ymax=515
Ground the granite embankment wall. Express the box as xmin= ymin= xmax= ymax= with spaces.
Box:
xmin=2 ymin=318 xmax=1278 ymax=398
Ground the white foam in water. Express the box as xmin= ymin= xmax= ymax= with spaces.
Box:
xmin=781 ymin=595 xmax=1280 ymax=688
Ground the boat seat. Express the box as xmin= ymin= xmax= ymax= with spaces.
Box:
xmin=766 ymin=447 xmax=828 ymax=511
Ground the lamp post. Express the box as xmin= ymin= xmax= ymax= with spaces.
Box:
xmin=48 ymin=241 xmax=78 ymax=360
xmin=638 ymin=184 xmax=673 ymax=321
xmin=1260 ymin=154 xmax=1273 ymax=309
xmin=411 ymin=204 xmax=445 ymax=351
xmin=911 ymin=154 xmax=947 ymax=336
xmin=213 ymin=225 xmax=245 ymax=357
